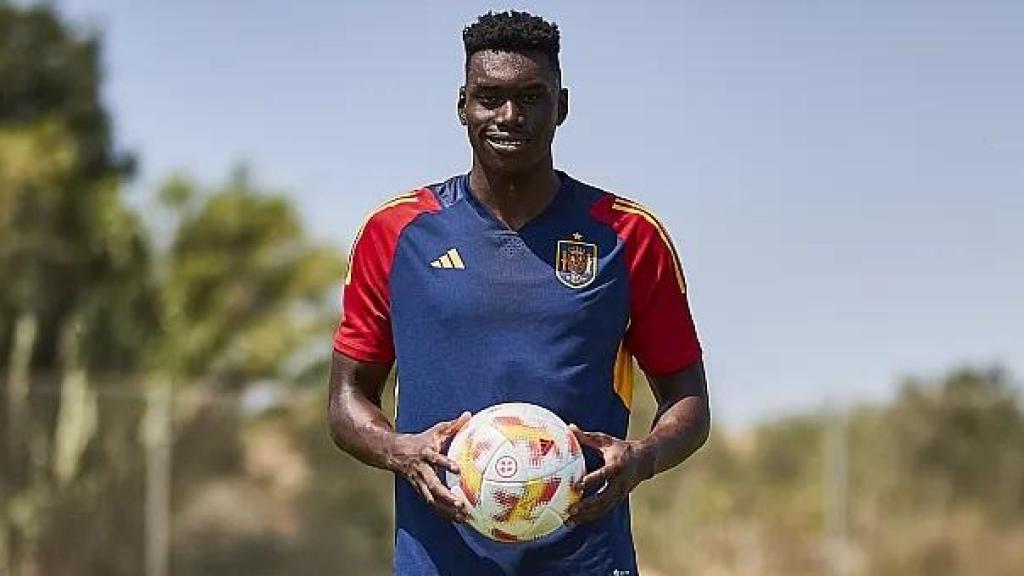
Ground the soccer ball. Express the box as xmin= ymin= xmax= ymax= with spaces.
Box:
xmin=445 ymin=402 xmax=585 ymax=542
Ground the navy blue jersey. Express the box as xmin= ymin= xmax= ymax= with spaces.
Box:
xmin=335 ymin=172 xmax=701 ymax=575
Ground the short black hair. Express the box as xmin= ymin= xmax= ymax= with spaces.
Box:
xmin=463 ymin=11 xmax=560 ymax=72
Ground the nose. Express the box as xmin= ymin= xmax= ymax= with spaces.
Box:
xmin=495 ymin=98 xmax=523 ymax=127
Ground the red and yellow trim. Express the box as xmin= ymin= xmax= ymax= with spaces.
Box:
xmin=613 ymin=341 xmax=635 ymax=410
xmin=345 ymin=191 xmax=423 ymax=285
xmin=590 ymin=191 xmax=702 ymax=376
xmin=609 ymin=197 xmax=687 ymax=293
xmin=334 ymin=188 xmax=440 ymax=363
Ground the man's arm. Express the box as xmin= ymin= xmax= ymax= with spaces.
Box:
xmin=327 ymin=350 xmax=470 ymax=522
xmin=567 ymin=359 xmax=710 ymax=524
xmin=326 ymin=350 xmax=396 ymax=469
xmin=639 ymin=358 xmax=711 ymax=476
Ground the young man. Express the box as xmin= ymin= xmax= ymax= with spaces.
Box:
xmin=329 ymin=11 xmax=709 ymax=576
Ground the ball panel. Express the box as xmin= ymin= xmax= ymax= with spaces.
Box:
xmin=488 ymin=526 xmax=521 ymax=543
xmin=444 ymin=403 xmax=583 ymax=542
xmin=549 ymin=455 xmax=586 ymax=520
xmin=487 ymin=409 xmax=566 ymax=480
xmin=478 ymin=477 xmax=557 ymax=539
xmin=567 ymin=426 xmax=583 ymax=459
xmin=447 ymin=418 xmax=508 ymax=507
xmin=484 ymin=442 xmax=528 ymax=482
xmin=445 ymin=422 xmax=473 ymax=504
xmin=525 ymin=507 xmax=564 ymax=540
xmin=527 ymin=408 xmax=580 ymax=477
xmin=476 ymin=455 xmax=584 ymax=541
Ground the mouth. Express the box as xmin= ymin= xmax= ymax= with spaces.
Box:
xmin=484 ymin=133 xmax=531 ymax=153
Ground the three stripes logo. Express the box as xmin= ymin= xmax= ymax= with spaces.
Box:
xmin=430 ymin=248 xmax=465 ymax=269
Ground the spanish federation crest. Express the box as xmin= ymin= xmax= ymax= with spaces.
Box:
xmin=555 ymin=233 xmax=598 ymax=289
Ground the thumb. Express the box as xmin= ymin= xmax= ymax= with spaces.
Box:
xmin=438 ymin=411 xmax=472 ymax=439
xmin=569 ymin=424 xmax=606 ymax=448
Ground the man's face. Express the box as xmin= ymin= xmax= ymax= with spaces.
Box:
xmin=459 ymin=49 xmax=568 ymax=176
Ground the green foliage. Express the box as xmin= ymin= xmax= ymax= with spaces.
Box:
xmin=893 ymin=367 xmax=1024 ymax=515
xmin=629 ymin=367 xmax=1024 ymax=576
xmin=1 ymin=6 xmax=156 ymax=574
xmin=0 ymin=2 xmax=149 ymax=374
xmin=1 ymin=5 xmax=343 ymax=575
xmin=155 ymin=171 xmax=342 ymax=386
xmin=0 ymin=1 xmax=131 ymax=176
xmin=162 ymin=394 xmax=392 ymax=576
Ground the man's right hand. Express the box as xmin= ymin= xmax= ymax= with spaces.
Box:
xmin=386 ymin=411 xmax=472 ymax=523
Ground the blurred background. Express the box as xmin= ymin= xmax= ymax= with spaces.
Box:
xmin=1 ymin=1 xmax=1021 ymax=574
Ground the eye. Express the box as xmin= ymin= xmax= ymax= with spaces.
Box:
xmin=477 ymin=94 xmax=504 ymax=109
xmin=520 ymin=93 xmax=542 ymax=105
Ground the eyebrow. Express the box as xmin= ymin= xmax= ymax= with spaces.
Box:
xmin=471 ymin=81 xmax=549 ymax=91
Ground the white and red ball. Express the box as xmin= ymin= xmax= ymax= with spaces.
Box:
xmin=445 ymin=403 xmax=585 ymax=542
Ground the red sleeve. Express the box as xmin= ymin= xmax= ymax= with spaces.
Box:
xmin=333 ymin=188 xmax=439 ymax=363
xmin=592 ymin=194 xmax=702 ymax=376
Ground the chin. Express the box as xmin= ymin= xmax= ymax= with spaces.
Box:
xmin=483 ymin=158 xmax=530 ymax=176
xmin=477 ymin=149 xmax=545 ymax=177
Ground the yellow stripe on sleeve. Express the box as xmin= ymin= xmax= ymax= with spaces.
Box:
xmin=611 ymin=199 xmax=687 ymax=293
xmin=344 ymin=192 xmax=420 ymax=285
xmin=613 ymin=341 xmax=635 ymax=410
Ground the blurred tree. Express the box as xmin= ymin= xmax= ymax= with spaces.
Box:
xmin=170 ymin=392 xmax=394 ymax=576
xmin=850 ymin=367 xmax=1024 ymax=576
xmin=893 ymin=367 xmax=1024 ymax=516
xmin=23 ymin=170 xmax=344 ymax=576
xmin=153 ymin=168 xmax=340 ymax=390
xmin=146 ymin=171 xmax=342 ymax=576
xmin=1 ymin=4 xmax=151 ymax=574
xmin=631 ymin=366 xmax=1024 ymax=576
xmin=1 ymin=4 xmax=343 ymax=575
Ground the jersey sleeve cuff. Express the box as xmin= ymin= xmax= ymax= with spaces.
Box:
xmin=333 ymin=340 xmax=395 ymax=364
xmin=638 ymin=348 xmax=703 ymax=377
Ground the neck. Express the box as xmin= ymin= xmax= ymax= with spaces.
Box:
xmin=468 ymin=158 xmax=561 ymax=230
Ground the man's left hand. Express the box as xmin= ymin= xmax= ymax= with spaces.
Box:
xmin=566 ymin=424 xmax=654 ymax=525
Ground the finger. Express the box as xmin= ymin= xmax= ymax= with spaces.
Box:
xmin=427 ymin=494 xmax=464 ymax=523
xmin=452 ymin=411 xmax=472 ymax=432
xmin=435 ymin=412 xmax=472 ymax=456
xmin=423 ymin=449 xmax=460 ymax=475
xmin=422 ymin=469 xmax=470 ymax=522
xmin=411 ymin=475 xmax=435 ymax=506
xmin=439 ymin=411 xmax=472 ymax=438
xmin=409 ymin=467 xmax=463 ymax=522
xmin=579 ymin=463 xmax=616 ymax=493
xmin=409 ymin=462 xmax=462 ymax=508
xmin=568 ymin=481 xmax=623 ymax=524
xmin=568 ymin=424 xmax=611 ymax=450
xmin=430 ymin=412 xmax=471 ymax=447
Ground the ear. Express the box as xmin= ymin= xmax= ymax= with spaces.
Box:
xmin=457 ymin=86 xmax=467 ymax=126
xmin=556 ymin=87 xmax=569 ymax=126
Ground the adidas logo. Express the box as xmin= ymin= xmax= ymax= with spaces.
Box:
xmin=429 ymin=248 xmax=465 ymax=269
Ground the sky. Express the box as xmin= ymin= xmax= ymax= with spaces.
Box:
xmin=55 ymin=0 xmax=1023 ymax=425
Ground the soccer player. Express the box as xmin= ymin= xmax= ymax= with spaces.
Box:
xmin=328 ymin=10 xmax=709 ymax=576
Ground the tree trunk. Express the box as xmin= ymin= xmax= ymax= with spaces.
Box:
xmin=143 ymin=379 xmax=172 ymax=576
xmin=5 ymin=312 xmax=37 ymax=472
xmin=0 ymin=495 xmax=10 ymax=576
xmin=53 ymin=315 xmax=97 ymax=486
xmin=3 ymin=312 xmax=39 ymax=576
